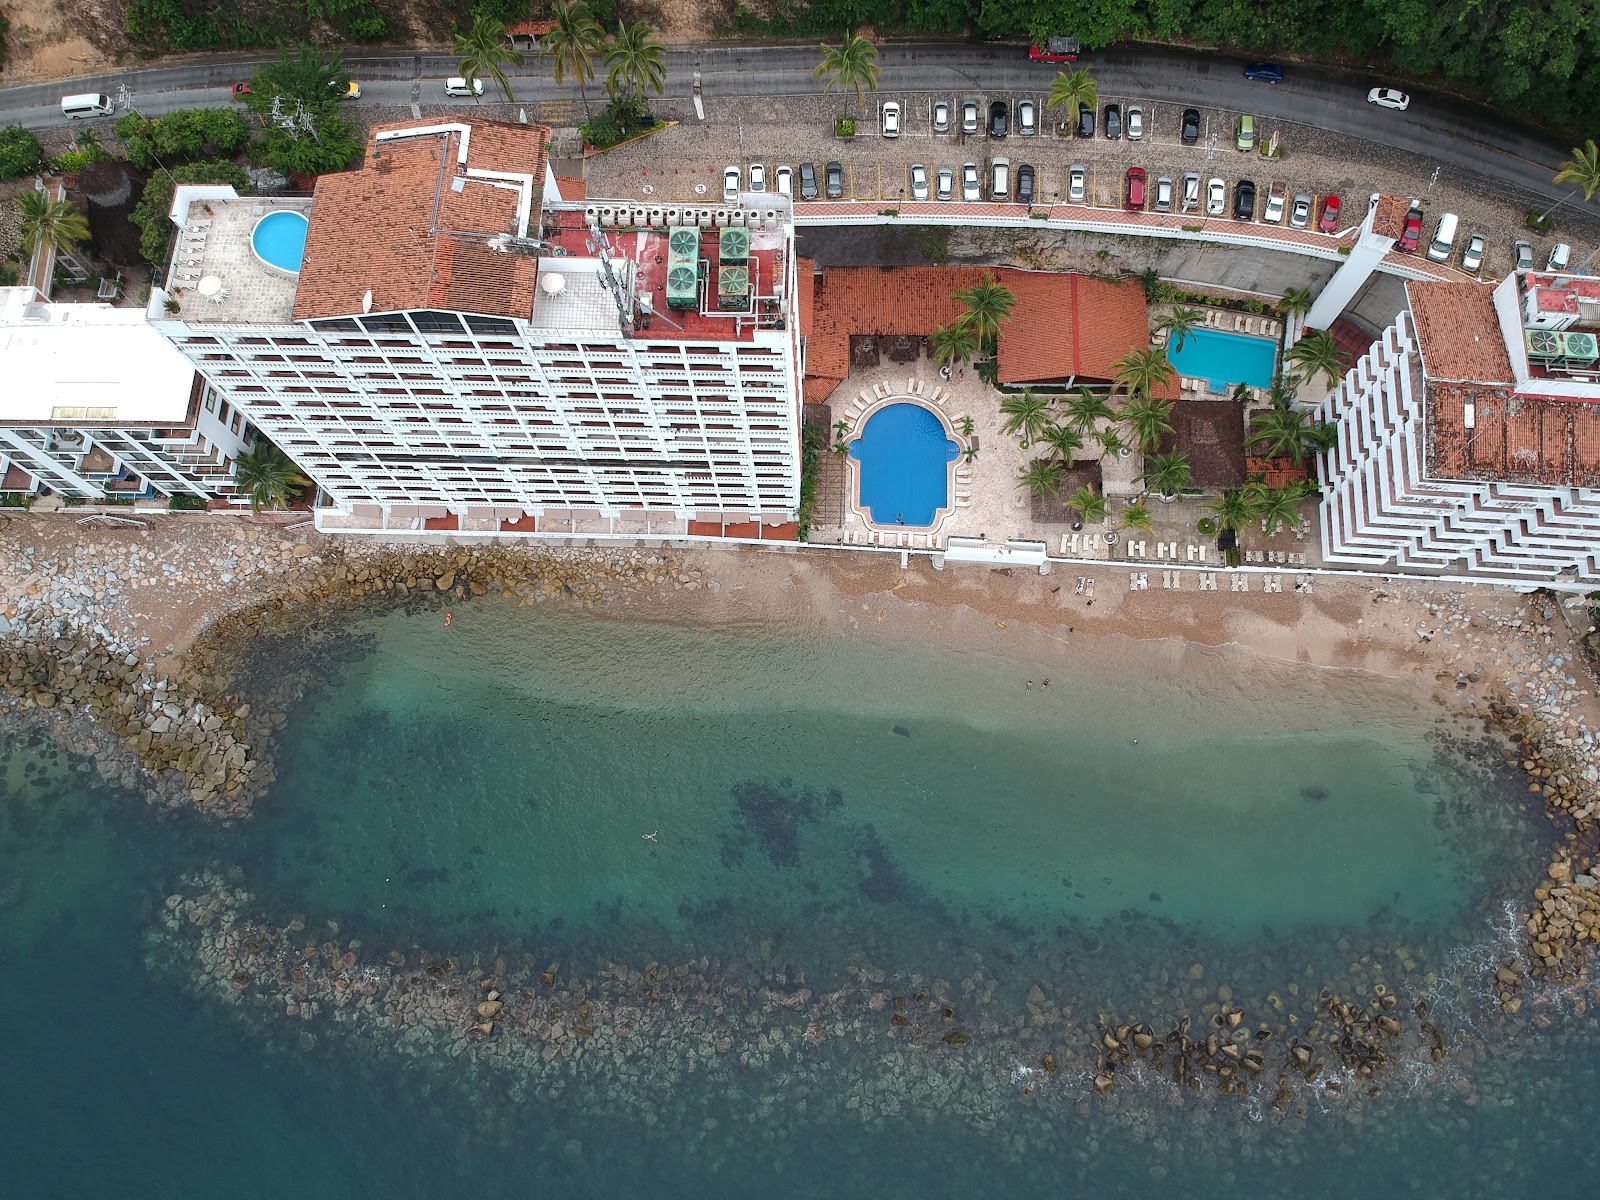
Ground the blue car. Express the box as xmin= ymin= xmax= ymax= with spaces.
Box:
xmin=1243 ymin=62 xmax=1284 ymax=83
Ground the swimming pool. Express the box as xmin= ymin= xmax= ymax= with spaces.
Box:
xmin=251 ymin=211 xmax=309 ymax=275
xmin=849 ymin=402 xmax=961 ymax=528
xmin=1166 ymin=327 xmax=1278 ymax=392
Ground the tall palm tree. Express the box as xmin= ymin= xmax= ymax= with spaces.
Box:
xmin=1122 ymin=396 xmax=1175 ymax=454
xmin=604 ymin=20 xmax=667 ymax=104
xmin=1155 ymin=306 xmax=1204 ymax=351
xmin=1285 ymin=330 xmax=1348 ymax=388
xmin=1207 ymin=488 xmax=1261 ymax=534
xmin=452 ymin=15 xmax=525 ymax=103
xmin=1303 ymin=418 xmax=1339 ymax=458
xmin=1255 ymin=485 xmax=1303 ymax=536
xmin=1280 ymin=288 xmax=1313 ymax=320
xmin=1062 ymin=387 xmax=1117 ymax=436
xmin=1540 ymin=139 xmax=1600 ymax=223
xmin=1096 ymin=425 xmax=1130 ymax=458
xmin=233 ymin=443 xmax=307 ymax=513
xmin=1040 ymin=423 xmax=1084 ymax=462
xmin=953 ymin=276 xmax=1016 ymax=349
xmin=999 ymin=390 xmax=1053 ymax=448
xmin=1246 ymin=404 xmax=1316 ymax=464
xmin=930 ymin=322 xmax=979 ymax=369
xmin=813 ymin=32 xmax=879 ymax=118
xmin=1139 ymin=451 xmax=1192 ymax=498
xmin=1068 ymin=485 xmax=1110 ymax=526
xmin=15 ymin=190 xmax=89 ymax=256
xmin=1120 ymin=501 xmax=1155 ymax=533
xmin=544 ymin=0 xmax=606 ymax=117
xmin=1111 ymin=346 xmax=1177 ymax=399
xmin=1019 ymin=458 xmax=1065 ymax=499
xmin=1045 ymin=67 xmax=1097 ymax=120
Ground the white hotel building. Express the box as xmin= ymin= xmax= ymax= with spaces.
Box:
xmin=152 ymin=117 xmax=804 ymax=540
xmin=1317 ymin=273 xmax=1600 ymax=585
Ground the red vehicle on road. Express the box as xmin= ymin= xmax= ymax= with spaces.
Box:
xmin=1124 ymin=166 xmax=1146 ymax=211
xmin=1029 ymin=37 xmax=1081 ymax=63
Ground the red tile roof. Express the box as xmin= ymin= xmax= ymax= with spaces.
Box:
xmin=294 ymin=118 xmax=550 ymax=322
xmin=506 ymin=19 xmax=555 ymax=36
xmin=1407 ymin=281 xmax=1512 ymax=384
xmin=553 ymin=175 xmax=587 ymax=202
xmin=1428 ymin=382 xmax=1600 ymax=487
xmin=799 ymin=264 xmax=1150 ymax=389
xmin=1372 ymin=194 xmax=1409 ymax=241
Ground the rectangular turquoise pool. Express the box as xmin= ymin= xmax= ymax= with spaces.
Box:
xmin=1166 ymin=327 xmax=1278 ymax=392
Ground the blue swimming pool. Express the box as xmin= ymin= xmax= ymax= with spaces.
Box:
xmin=849 ymin=402 xmax=960 ymax=528
xmin=1166 ymin=327 xmax=1278 ymax=392
xmin=251 ymin=210 xmax=309 ymax=275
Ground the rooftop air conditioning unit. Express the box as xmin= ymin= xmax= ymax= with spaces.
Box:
xmin=1561 ymin=330 xmax=1598 ymax=364
xmin=647 ymin=207 xmax=664 ymax=226
xmin=697 ymin=209 xmax=713 ymax=228
xmin=598 ymin=206 xmax=617 ymax=224
xmin=713 ymin=208 xmax=730 ymax=226
xmin=765 ymin=209 xmax=778 ymax=224
xmin=1527 ymin=329 xmax=1561 ymax=361
xmin=584 ymin=205 xmax=601 ymax=223
xmin=664 ymin=207 xmax=681 ymax=225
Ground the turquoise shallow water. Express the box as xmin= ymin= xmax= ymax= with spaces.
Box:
xmin=2 ymin=600 xmax=1596 ymax=1198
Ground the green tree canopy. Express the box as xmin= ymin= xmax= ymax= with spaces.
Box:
xmin=813 ymin=31 xmax=880 ymax=115
xmin=1019 ymin=457 xmax=1066 ymax=499
xmin=999 ymin=389 xmax=1053 ymax=447
xmin=15 ymin=190 xmax=90 ymax=256
xmin=115 ymin=108 xmax=250 ymax=172
xmin=455 ymin=15 xmax=526 ymax=103
xmin=233 ymin=442 xmax=308 ymax=513
xmin=131 ymin=159 xmax=249 ymax=264
xmin=0 ymin=125 xmax=45 ymax=180
xmin=545 ymin=0 xmax=607 ymax=116
xmin=1067 ymin=485 xmax=1110 ymax=526
xmin=604 ymin=20 xmax=667 ymax=103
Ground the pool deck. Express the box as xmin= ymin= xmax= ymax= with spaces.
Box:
xmin=164 ymin=197 xmax=311 ymax=326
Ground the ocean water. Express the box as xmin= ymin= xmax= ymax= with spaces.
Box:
xmin=4 ymin=599 xmax=1599 ymax=1198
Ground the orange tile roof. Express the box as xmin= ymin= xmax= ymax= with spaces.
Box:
xmin=506 ymin=19 xmax=555 ymax=36
xmin=553 ymin=175 xmax=587 ymax=201
xmin=1428 ymin=382 xmax=1600 ymax=487
xmin=800 ymin=265 xmax=1150 ymax=388
xmin=294 ymin=118 xmax=550 ymax=322
xmin=1372 ymin=194 xmax=1409 ymax=241
xmin=1407 ymin=281 xmax=1512 ymax=384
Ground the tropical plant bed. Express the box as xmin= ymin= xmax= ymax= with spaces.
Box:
xmin=834 ymin=118 xmax=856 ymax=138
xmin=582 ymin=118 xmax=678 ymax=158
xmin=1526 ymin=211 xmax=1554 ymax=234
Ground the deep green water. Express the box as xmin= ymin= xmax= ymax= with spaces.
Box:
xmin=4 ymin=600 xmax=1600 ymax=1198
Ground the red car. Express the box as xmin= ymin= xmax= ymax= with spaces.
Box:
xmin=1318 ymin=195 xmax=1341 ymax=233
xmin=1124 ymin=166 xmax=1146 ymax=211
xmin=1029 ymin=37 xmax=1081 ymax=63
xmin=1399 ymin=206 xmax=1423 ymax=253
xmin=231 ymin=82 xmax=252 ymax=98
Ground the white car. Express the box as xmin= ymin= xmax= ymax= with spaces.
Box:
xmin=909 ymin=163 xmax=929 ymax=201
xmin=1126 ymin=105 xmax=1143 ymax=140
xmin=1018 ymin=99 xmax=1036 ymax=136
xmin=1549 ymin=243 xmax=1572 ymax=271
xmin=961 ymin=99 xmax=979 ymax=134
xmin=936 ymin=167 xmax=954 ymax=200
xmin=932 ymin=100 xmax=951 ymax=133
xmin=881 ymin=101 xmax=901 ymax=138
xmin=1289 ymin=193 xmax=1312 ymax=228
xmin=961 ymin=162 xmax=980 ymax=202
xmin=722 ymin=165 xmax=741 ymax=202
xmin=774 ymin=165 xmax=792 ymax=196
xmin=1368 ymin=87 xmax=1410 ymax=111
xmin=1206 ymin=177 xmax=1227 ymax=216
xmin=443 ymin=76 xmax=484 ymax=98
xmin=1262 ymin=185 xmax=1285 ymax=224
xmin=748 ymin=162 xmax=767 ymax=193
xmin=1067 ymin=163 xmax=1087 ymax=203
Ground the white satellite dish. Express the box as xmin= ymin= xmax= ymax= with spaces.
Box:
xmin=540 ymin=272 xmax=566 ymax=295
xmin=362 ymin=289 xmax=373 ymax=313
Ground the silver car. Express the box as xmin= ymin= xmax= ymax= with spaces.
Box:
xmin=1462 ymin=233 xmax=1486 ymax=274
xmin=1067 ymin=163 xmax=1087 ymax=203
xmin=1289 ymin=193 xmax=1312 ymax=228
xmin=1126 ymin=105 xmax=1143 ymax=140
xmin=961 ymin=99 xmax=980 ymax=135
xmin=1513 ymin=240 xmax=1534 ymax=271
xmin=910 ymin=163 xmax=929 ymax=201
xmin=933 ymin=100 xmax=950 ymax=133
xmin=936 ymin=167 xmax=954 ymax=201
xmin=1206 ymin=177 xmax=1227 ymax=216
xmin=961 ymin=162 xmax=980 ymax=201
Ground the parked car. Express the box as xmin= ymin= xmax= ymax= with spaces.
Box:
xmin=1462 ymin=233 xmax=1486 ymax=273
xmin=825 ymin=160 xmax=844 ymax=199
xmin=1318 ymin=194 xmax=1341 ymax=232
xmin=1367 ymin=87 xmax=1410 ymax=111
xmin=799 ymin=162 xmax=818 ymax=199
xmin=1181 ymin=107 xmax=1200 ymax=145
xmin=1068 ymin=163 xmax=1087 ymax=203
xmin=881 ymin=101 xmax=901 ymax=138
xmin=909 ymin=163 xmax=929 ymax=201
xmin=1153 ymin=175 xmax=1173 ymax=211
xmin=1077 ymin=103 xmax=1095 ymax=137
xmin=1289 ymin=193 xmax=1313 ymax=229
xmin=231 ymin=82 xmax=253 ymax=98
xmin=1399 ymin=206 xmax=1423 ymax=252
xmin=775 ymin=165 xmax=792 ymax=197
xmin=989 ymin=100 xmax=1009 ymax=137
xmin=962 ymin=99 xmax=980 ymax=134
xmin=1262 ymin=182 xmax=1286 ymax=224
xmin=1029 ymin=37 xmax=1081 ymax=62
xmin=1426 ymin=212 xmax=1458 ymax=263
xmin=1243 ymin=62 xmax=1284 ymax=82
xmin=962 ymin=161 xmax=981 ymax=201
xmin=1513 ymin=240 xmax=1534 ymax=271
xmin=933 ymin=100 xmax=951 ymax=133
xmin=1104 ymin=103 xmax=1121 ymax=139
xmin=1124 ymin=166 xmax=1147 ymax=211
xmin=723 ymin=164 xmax=741 ymax=201
xmin=1235 ymin=114 xmax=1256 ymax=152
xmin=1018 ymin=99 xmax=1037 ymax=136
xmin=748 ymin=162 xmax=767 ymax=193
xmin=1016 ymin=163 xmax=1036 ymax=205
xmin=1206 ymin=176 xmax=1227 ymax=216
xmin=936 ymin=167 xmax=954 ymax=201
xmin=1126 ymin=105 xmax=1143 ymax=140
xmin=990 ymin=157 xmax=1011 ymax=200
xmin=1549 ymin=242 xmax=1572 ymax=271
xmin=1233 ymin=179 xmax=1256 ymax=220
xmin=444 ymin=76 xmax=484 ymax=97
xmin=1182 ymin=172 xmax=1201 ymax=212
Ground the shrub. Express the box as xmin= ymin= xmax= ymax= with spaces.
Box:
xmin=116 ymin=108 xmax=250 ymax=171
xmin=168 ymin=492 xmax=209 ymax=510
xmin=131 ymin=159 xmax=249 ymax=264
xmin=0 ymin=492 xmax=31 ymax=508
xmin=0 ymin=125 xmax=44 ymax=180
xmin=796 ymin=426 xmax=826 ymax=541
xmin=580 ymin=98 xmax=653 ymax=152
xmin=834 ymin=118 xmax=855 ymax=137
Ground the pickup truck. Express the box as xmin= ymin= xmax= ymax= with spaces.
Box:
xmin=1261 ymin=181 xmax=1287 ymax=224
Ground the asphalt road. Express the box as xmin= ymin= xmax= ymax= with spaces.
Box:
xmin=0 ymin=40 xmax=1581 ymax=210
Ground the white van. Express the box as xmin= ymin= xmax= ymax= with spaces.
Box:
xmin=443 ymin=76 xmax=484 ymax=98
xmin=61 ymin=93 xmax=114 ymax=119
xmin=1548 ymin=243 xmax=1572 ymax=272
xmin=1426 ymin=212 xmax=1458 ymax=263
xmin=990 ymin=157 xmax=1011 ymax=201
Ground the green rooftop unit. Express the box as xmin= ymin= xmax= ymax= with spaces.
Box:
xmin=1561 ymin=330 xmax=1598 ymax=366
xmin=718 ymin=226 xmax=749 ymax=265
xmin=668 ymin=228 xmax=699 ymax=258
xmin=666 ymin=262 xmax=700 ymax=310
xmin=718 ymin=264 xmax=750 ymax=311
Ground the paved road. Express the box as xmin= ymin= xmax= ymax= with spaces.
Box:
xmin=0 ymin=40 xmax=1581 ymax=209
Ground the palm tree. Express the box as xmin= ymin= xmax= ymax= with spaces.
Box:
xmin=952 ymin=276 xmax=1016 ymax=350
xmin=1139 ymin=451 xmax=1192 ymax=498
xmin=1111 ymin=346 xmax=1177 ymax=400
xmin=1019 ymin=458 xmax=1065 ymax=499
xmin=1207 ymin=488 xmax=1261 ymax=534
xmin=1256 ymin=485 xmax=1303 ymax=536
xmin=1045 ymin=67 xmax=1097 ymax=122
xmin=1155 ymin=306 xmax=1204 ymax=351
xmin=604 ymin=20 xmax=667 ymax=104
xmin=1540 ymin=139 xmax=1600 ymax=223
xmin=1247 ymin=404 xmax=1315 ymax=464
xmin=1280 ymin=288 xmax=1313 ymax=320
xmin=1068 ymin=486 xmax=1110 ymax=526
xmin=813 ymin=32 xmax=879 ymax=118
xmin=15 ymin=190 xmax=89 ymax=256
xmin=1303 ymin=418 xmax=1339 ymax=458
xmin=1120 ymin=501 xmax=1155 ymax=533
xmin=1096 ymin=425 xmax=1130 ymax=458
xmin=1040 ymin=423 xmax=1084 ymax=462
xmin=1122 ymin=396 xmax=1175 ymax=454
xmin=1285 ymin=330 xmax=1348 ymax=388
xmin=233 ymin=443 xmax=307 ymax=513
xmin=452 ymin=15 xmax=525 ymax=103
xmin=930 ymin=322 xmax=980 ymax=370
xmin=1062 ymin=387 xmax=1117 ymax=437
xmin=544 ymin=0 xmax=606 ymax=117
xmin=999 ymin=389 xmax=1053 ymax=448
